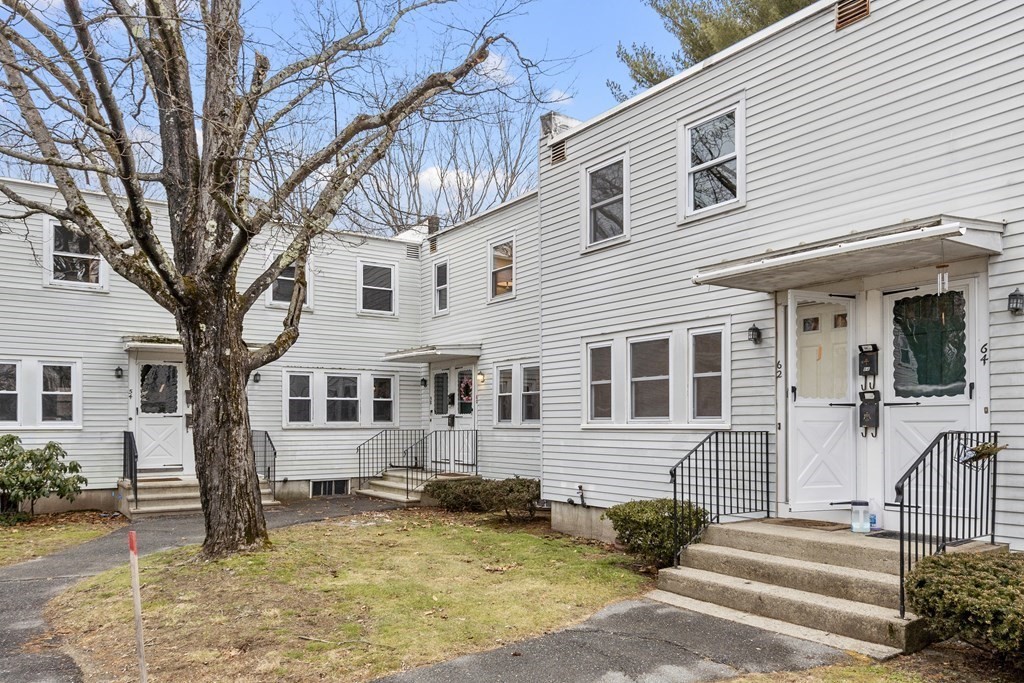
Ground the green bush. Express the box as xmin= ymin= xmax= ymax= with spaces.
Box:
xmin=906 ymin=552 xmax=1024 ymax=666
xmin=0 ymin=435 xmax=88 ymax=515
xmin=482 ymin=476 xmax=540 ymax=521
xmin=424 ymin=476 xmax=541 ymax=520
xmin=423 ymin=478 xmax=490 ymax=512
xmin=603 ymin=498 xmax=708 ymax=568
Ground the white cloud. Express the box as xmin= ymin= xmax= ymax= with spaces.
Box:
xmin=547 ymin=88 xmax=574 ymax=106
xmin=478 ymin=52 xmax=516 ymax=86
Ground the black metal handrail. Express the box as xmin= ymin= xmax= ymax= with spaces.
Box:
xmin=122 ymin=431 xmax=139 ymax=506
xmin=669 ymin=431 xmax=771 ymax=565
xmin=252 ymin=430 xmax=277 ymax=498
xmin=356 ymin=429 xmax=426 ymax=490
xmin=895 ymin=430 xmax=999 ymax=618
xmin=400 ymin=430 xmax=478 ymax=498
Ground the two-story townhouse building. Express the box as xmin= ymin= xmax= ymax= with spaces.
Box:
xmin=536 ymin=0 xmax=1024 ymax=553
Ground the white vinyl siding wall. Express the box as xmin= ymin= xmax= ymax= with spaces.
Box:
xmin=537 ymin=0 xmax=1024 ymax=548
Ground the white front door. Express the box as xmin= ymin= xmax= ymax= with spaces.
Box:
xmin=428 ymin=364 xmax=476 ymax=470
xmin=881 ymin=281 xmax=981 ymax=526
xmin=135 ymin=361 xmax=188 ymax=471
xmin=787 ymin=292 xmax=858 ymax=511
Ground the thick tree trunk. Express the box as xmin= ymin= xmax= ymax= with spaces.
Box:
xmin=179 ymin=293 xmax=269 ymax=558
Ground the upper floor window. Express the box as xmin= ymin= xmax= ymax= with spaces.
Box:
xmin=268 ymin=262 xmax=311 ymax=308
xmin=358 ymin=261 xmax=396 ymax=315
xmin=680 ymin=97 xmax=746 ymax=220
xmin=489 ymin=239 xmax=514 ymax=300
xmin=434 ymin=260 xmax=449 ymax=314
xmin=45 ymin=221 xmax=107 ymax=290
xmin=586 ymin=156 xmax=628 ymax=247
xmin=0 ymin=362 xmax=18 ymax=423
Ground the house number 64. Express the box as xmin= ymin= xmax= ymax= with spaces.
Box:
xmin=980 ymin=343 xmax=988 ymax=366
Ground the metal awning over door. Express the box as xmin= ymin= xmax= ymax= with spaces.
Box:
xmin=693 ymin=215 xmax=1004 ymax=293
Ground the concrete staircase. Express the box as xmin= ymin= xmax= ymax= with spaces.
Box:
xmin=355 ymin=469 xmax=476 ymax=505
xmin=118 ymin=478 xmax=280 ymax=519
xmin=659 ymin=520 xmax=938 ymax=653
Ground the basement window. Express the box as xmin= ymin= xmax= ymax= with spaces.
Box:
xmin=311 ymin=479 xmax=349 ymax=497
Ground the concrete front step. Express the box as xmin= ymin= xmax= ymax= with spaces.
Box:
xmin=129 ymin=498 xmax=281 ymax=518
xmin=679 ymin=543 xmax=901 ymax=610
xmin=119 ymin=478 xmax=278 ymax=518
xmin=658 ymin=566 xmax=930 ymax=651
xmin=703 ymin=521 xmax=902 ymax=575
xmin=354 ymin=488 xmax=419 ymax=505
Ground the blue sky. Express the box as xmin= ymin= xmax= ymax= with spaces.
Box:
xmin=499 ymin=1 xmax=679 ymax=120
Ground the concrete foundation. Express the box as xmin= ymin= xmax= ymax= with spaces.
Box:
xmin=550 ymin=501 xmax=617 ymax=543
xmin=275 ymin=479 xmax=314 ymax=502
xmin=20 ymin=489 xmax=120 ymax=515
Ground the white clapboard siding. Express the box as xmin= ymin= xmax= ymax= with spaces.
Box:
xmin=419 ymin=192 xmax=542 ymax=480
xmin=536 ymin=0 xmax=1024 ymax=546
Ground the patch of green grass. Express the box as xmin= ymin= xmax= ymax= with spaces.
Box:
xmin=49 ymin=510 xmax=649 ymax=682
xmin=0 ymin=512 xmax=125 ymax=567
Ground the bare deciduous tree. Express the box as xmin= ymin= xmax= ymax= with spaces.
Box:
xmin=0 ymin=0 xmax=532 ymax=556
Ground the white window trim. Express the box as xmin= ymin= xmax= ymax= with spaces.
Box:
xmin=581 ymin=320 xmax=732 ymax=428
xmin=264 ymin=255 xmax=315 ymax=311
xmin=0 ymin=360 xmax=20 ymax=427
xmin=487 ymin=235 xmax=516 ymax=302
xmin=580 ymin=150 xmax=631 ymax=252
xmin=492 ymin=360 xmax=541 ymax=428
xmin=356 ymin=259 xmax=399 ymax=316
xmin=628 ymin=333 xmax=673 ymax=424
xmin=677 ymin=93 xmax=746 ymax=223
xmin=282 ymin=369 xmax=399 ymax=428
xmin=433 ymin=258 xmax=450 ymax=316
xmin=687 ymin=324 xmax=731 ymax=423
xmin=42 ymin=218 xmax=109 ymax=291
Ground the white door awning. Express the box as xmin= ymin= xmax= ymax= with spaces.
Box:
xmin=693 ymin=215 xmax=1004 ymax=293
xmin=382 ymin=344 xmax=482 ymax=364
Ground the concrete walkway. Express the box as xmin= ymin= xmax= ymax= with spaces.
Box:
xmin=0 ymin=496 xmax=397 ymax=683
xmin=1 ymin=499 xmax=851 ymax=683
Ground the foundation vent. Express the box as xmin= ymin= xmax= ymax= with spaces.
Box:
xmin=836 ymin=0 xmax=870 ymax=30
xmin=311 ymin=479 xmax=349 ymax=497
xmin=405 ymin=244 xmax=420 ymax=260
xmin=550 ymin=139 xmax=567 ymax=165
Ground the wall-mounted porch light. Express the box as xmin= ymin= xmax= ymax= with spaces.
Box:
xmin=747 ymin=324 xmax=763 ymax=344
xmin=252 ymin=372 xmax=261 ymax=383
xmin=1009 ymin=288 xmax=1024 ymax=315
xmin=476 ymin=371 xmax=485 ymax=385
xmin=420 ymin=377 xmax=428 ymax=388
xmin=114 ymin=366 xmax=124 ymax=379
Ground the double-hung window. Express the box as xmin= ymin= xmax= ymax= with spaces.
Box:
xmin=497 ymin=368 xmax=513 ymax=422
xmin=585 ymin=156 xmax=628 ymax=247
xmin=269 ymin=263 xmax=311 ymax=307
xmin=46 ymin=221 xmax=106 ymax=289
xmin=494 ymin=362 xmax=541 ymax=426
xmin=681 ymin=97 xmax=745 ymax=220
xmin=358 ymin=261 xmax=396 ymax=315
xmin=372 ymin=377 xmax=394 ymax=422
xmin=489 ymin=239 xmax=514 ymax=299
xmin=0 ymin=363 xmax=17 ymax=423
xmin=588 ymin=345 xmax=612 ymax=421
xmin=691 ymin=330 xmax=723 ymax=420
xmin=287 ymin=373 xmax=313 ymax=424
xmin=434 ymin=261 xmax=449 ymax=314
xmin=41 ymin=363 xmax=75 ymax=423
xmin=630 ymin=337 xmax=670 ymax=420
xmin=326 ymin=375 xmax=358 ymax=423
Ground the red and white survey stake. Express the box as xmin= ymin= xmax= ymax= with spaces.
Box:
xmin=128 ymin=531 xmax=148 ymax=683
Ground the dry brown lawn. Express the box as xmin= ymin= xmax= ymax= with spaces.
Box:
xmin=0 ymin=511 xmax=126 ymax=568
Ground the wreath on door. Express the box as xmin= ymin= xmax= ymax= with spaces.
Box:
xmin=459 ymin=377 xmax=473 ymax=403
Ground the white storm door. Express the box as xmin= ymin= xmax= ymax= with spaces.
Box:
xmin=135 ymin=362 xmax=186 ymax=470
xmin=788 ymin=292 xmax=858 ymax=511
xmin=882 ymin=284 xmax=979 ymax=515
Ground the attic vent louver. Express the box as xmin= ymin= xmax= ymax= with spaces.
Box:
xmin=836 ymin=0 xmax=869 ymax=30
xmin=406 ymin=244 xmax=420 ymax=260
xmin=429 ymin=236 xmax=437 ymax=253
xmin=550 ymin=139 xmax=567 ymax=165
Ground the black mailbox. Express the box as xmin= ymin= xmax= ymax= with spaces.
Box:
xmin=858 ymin=343 xmax=879 ymax=377
xmin=859 ymin=389 xmax=881 ymax=436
